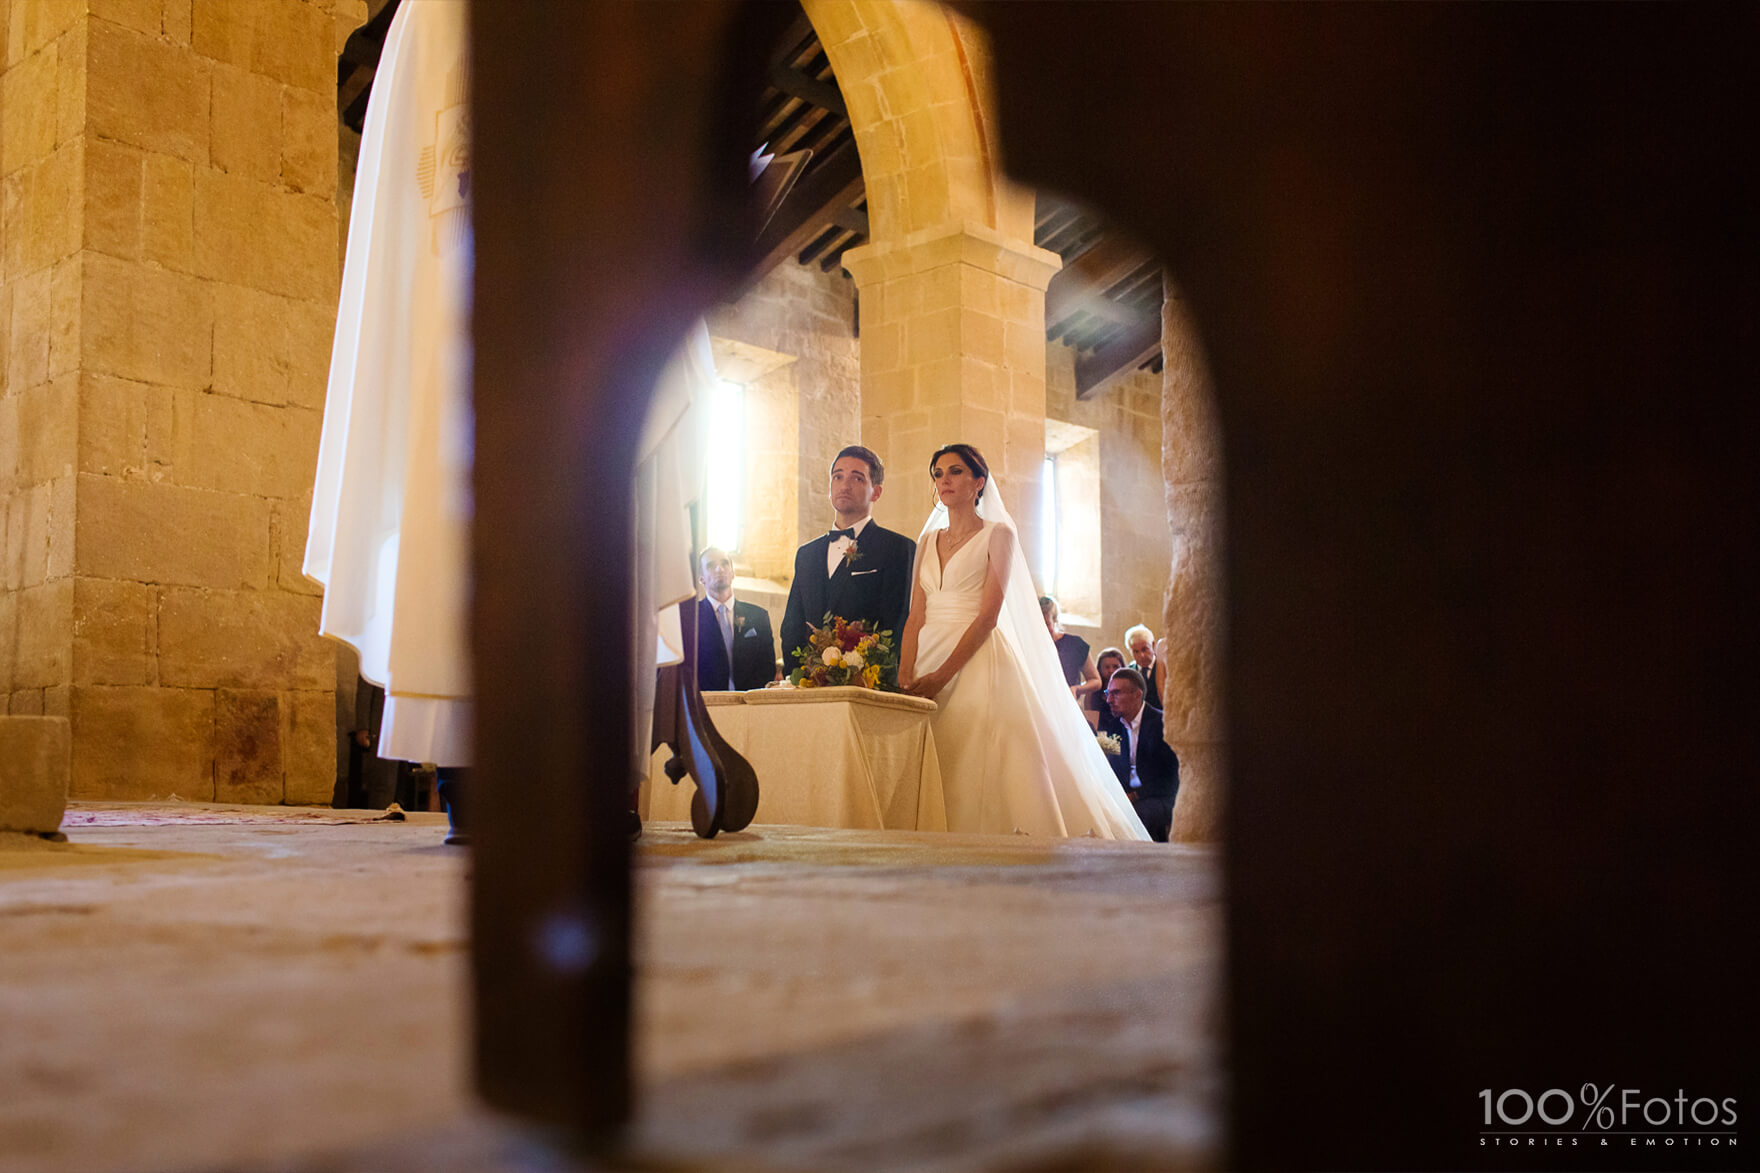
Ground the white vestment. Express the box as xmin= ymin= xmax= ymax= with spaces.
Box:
xmin=306 ymin=1 xmax=713 ymax=771
xmin=305 ymin=0 xmax=472 ymax=765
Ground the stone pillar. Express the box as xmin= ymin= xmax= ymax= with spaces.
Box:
xmin=0 ymin=0 xmax=359 ymax=803
xmin=0 ymin=714 xmax=69 ymax=834
xmin=842 ymin=224 xmax=1060 ymax=560
xmin=1161 ymin=276 xmax=1225 ymax=842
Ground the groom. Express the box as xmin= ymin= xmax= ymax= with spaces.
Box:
xmin=780 ymin=445 xmax=916 ymax=677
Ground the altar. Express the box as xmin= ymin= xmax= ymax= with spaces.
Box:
xmin=640 ymin=687 xmax=946 ymax=831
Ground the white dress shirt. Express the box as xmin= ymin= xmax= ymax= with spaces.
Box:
xmin=710 ymin=591 xmax=737 ymax=689
xmin=826 ymin=514 xmax=874 ymax=579
xmin=1126 ymin=704 xmax=1145 ymax=789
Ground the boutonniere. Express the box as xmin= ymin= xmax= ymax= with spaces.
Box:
xmin=1096 ymin=731 xmax=1123 ymax=756
xmin=734 ymin=613 xmax=746 ymax=631
xmin=841 ymin=541 xmax=861 ymax=568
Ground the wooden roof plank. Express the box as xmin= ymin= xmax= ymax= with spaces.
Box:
xmin=1075 ymin=306 xmax=1163 ymax=399
xmin=750 ymin=135 xmax=865 ymax=280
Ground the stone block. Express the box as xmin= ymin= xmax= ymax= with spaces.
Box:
xmin=6 ymin=0 xmax=80 ymax=66
xmin=50 ymin=256 xmax=82 ymax=377
xmin=1 ymin=40 xmax=58 ymax=176
xmin=334 ymin=1 xmax=368 ymax=54
xmin=141 ymin=151 xmax=195 ymax=270
xmin=77 ymin=373 xmax=178 ymax=478
xmin=284 ymin=297 xmax=336 ymax=410
xmin=1168 ymin=739 xmax=1223 ymax=844
xmin=905 ymin=306 xmax=960 ymax=366
xmin=75 ymin=474 xmax=270 ymax=588
xmin=12 ymin=576 xmax=73 ymax=688
xmin=192 ymin=0 xmax=329 ymax=93
xmin=0 ymin=284 xmax=11 ymax=396
xmin=9 ymin=690 xmax=45 ymax=715
xmin=86 ymin=18 xmax=210 ymax=165
xmin=157 ymin=586 xmax=330 ymax=690
xmin=13 ymin=375 xmax=77 ymax=484
xmin=194 ymin=169 xmax=336 ymax=299
xmin=212 ymin=283 xmax=291 ymax=403
xmin=81 ymin=252 xmax=213 ymax=386
xmin=54 ymin=19 xmax=87 ymax=144
xmin=254 ymin=0 xmax=335 ymax=94
xmin=209 ymin=62 xmax=282 ymax=183
xmin=1002 ymin=320 xmax=1043 ymax=372
xmin=44 ymin=685 xmax=69 ymax=718
xmin=178 ymin=393 xmax=321 ymax=499
xmin=190 ymin=0 xmax=250 ymax=68
xmin=7 ymin=263 xmax=52 ymax=391
xmin=214 ymin=687 xmax=282 ymax=803
xmin=163 ymin=0 xmax=192 ymax=44
xmin=281 ymin=85 xmax=336 ymax=195
xmin=280 ymin=688 xmax=335 ymax=804
xmin=70 ymin=683 xmax=214 ymax=800
xmin=0 ymin=715 xmax=70 ymax=833
xmin=0 ymin=589 xmax=14 ymax=691
xmin=271 ymin=496 xmax=323 ymax=596
xmin=15 ymin=137 xmax=86 ymax=276
xmin=89 ymin=0 xmax=164 ymax=38
xmin=6 ymin=476 xmax=74 ymax=589
xmin=71 ymin=576 xmax=154 ymax=686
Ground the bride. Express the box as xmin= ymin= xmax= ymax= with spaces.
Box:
xmin=898 ymin=443 xmax=1149 ymax=840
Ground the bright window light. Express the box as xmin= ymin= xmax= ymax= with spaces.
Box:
xmin=1040 ymin=453 xmax=1059 ymax=592
xmin=705 ymin=379 xmax=745 ymax=553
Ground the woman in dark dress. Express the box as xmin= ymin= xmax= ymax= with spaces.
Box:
xmin=1040 ymin=595 xmax=1101 ymax=709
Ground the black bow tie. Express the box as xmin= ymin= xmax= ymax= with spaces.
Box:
xmin=828 ymin=527 xmax=856 ymax=541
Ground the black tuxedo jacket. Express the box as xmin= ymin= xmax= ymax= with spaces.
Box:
xmin=1098 ymin=703 xmax=1180 ymax=841
xmin=1135 ymin=659 xmax=1167 ymax=709
xmin=780 ymin=521 xmax=916 ymax=668
xmin=685 ymin=597 xmax=776 ymax=692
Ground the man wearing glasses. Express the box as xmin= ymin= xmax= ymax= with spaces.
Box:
xmin=1098 ymin=667 xmax=1180 ymax=842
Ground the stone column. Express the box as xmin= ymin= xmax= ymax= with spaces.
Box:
xmin=1161 ymin=276 xmax=1225 ymax=842
xmin=842 ymin=224 xmax=1060 ymax=560
xmin=0 ymin=0 xmax=361 ymax=803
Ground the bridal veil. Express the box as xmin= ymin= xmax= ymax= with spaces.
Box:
xmin=918 ymin=478 xmax=1150 ymax=840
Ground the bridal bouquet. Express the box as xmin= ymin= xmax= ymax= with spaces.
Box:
xmin=789 ymin=613 xmax=897 ymax=690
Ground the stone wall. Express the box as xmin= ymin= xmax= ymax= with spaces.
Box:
xmin=0 ymin=0 xmax=361 ymax=804
xmin=706 ymin=261 xmax=859 ymax=657
xmin=1043 ymin=342 xmax=1169 ymax=657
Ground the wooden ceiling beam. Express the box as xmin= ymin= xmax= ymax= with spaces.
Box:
xmin=1075 ymin=305 xmax=1163 ymax=399
xmin=768 ymin=62 xmax=847 ymax=117
xmin=750 ymin=135 xmax=865 ymax=280
xmin=1045 ymin=233 xmax=1153 ymax=324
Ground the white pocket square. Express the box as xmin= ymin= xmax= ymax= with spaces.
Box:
xmin=851 ymin=569 xmax=878 ymax=576
xmin=742 ymin=628 xmax=759 ymax=638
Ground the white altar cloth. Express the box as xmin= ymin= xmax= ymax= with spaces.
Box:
xmin=641 ymin=688 xmax=946 ymax=831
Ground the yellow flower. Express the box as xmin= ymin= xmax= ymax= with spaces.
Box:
xmin=862 ymin=664 xmax=880 ymax=688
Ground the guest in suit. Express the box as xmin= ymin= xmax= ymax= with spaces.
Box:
xmin=1124 ymin=623 xmax=1167 ymax=710
xmin=1085 ymin=645 xmax=1128 ymax=728
xmin=780 ymin=445 xmax=917 ymax=679
xmin=1097 ymin=666 xmax=1180 ymax=842
xmin=686 ymin=546 xmax=777 ymax=692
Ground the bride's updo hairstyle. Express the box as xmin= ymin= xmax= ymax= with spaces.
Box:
xmin=928 ymin=442 xmax=989 ymax=502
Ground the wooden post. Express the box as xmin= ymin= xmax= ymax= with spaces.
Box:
xmin=466 ymin=0 xmax=784 ymax=1134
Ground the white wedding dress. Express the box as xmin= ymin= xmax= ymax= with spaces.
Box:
xmin=914 ymin=493 xmax=1149 ymax=840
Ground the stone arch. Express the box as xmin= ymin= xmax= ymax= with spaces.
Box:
xmin=803 ymin=0 xmax=1058 ymax=553
xmin=800 ymin=0 xmax=1033 ymax=243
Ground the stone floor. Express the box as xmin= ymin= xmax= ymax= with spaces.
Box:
xmin=0 ymin=805 xmax=1222 ymax=1172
